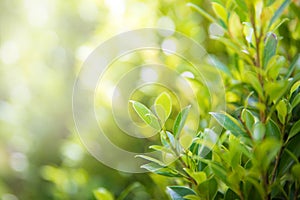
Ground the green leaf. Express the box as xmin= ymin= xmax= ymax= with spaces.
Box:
xmin=149 ymin=145 xmax=174 ymax=154
xmin=291 ymin=164 xmax=300 ymax=182
xmin=285 ymin=54 xmax=300 ymax=79
xmin=268 ymin=0 xmax=291 ymax=29
xmin=130 ymin=100 xmax=161 ymax=130
xmin=235 ymin=0 xmax=248 ymax=12
xmin=290 ymin=80 xmax=300 ymax=96
xmin=265 ymin=80 xmax=289 ymax=103
xmin=187 ymin=3 xmax=216 ymax=23
xmin=288 ymin=120 xmax=300 ymax=141
xmin=243 ymin=71 xmax=264 ymax=98
xmin=253 ymin=122 xmax=266 ymax=141
xmin=184 ymin=195 xmax=201 ymax=200
xmin=241 ymin=109 xmax=255 ymax=131
xmin=265 ymin=119 xmax=281 ymax=139
xmin=135 ymin=155 xmax=166 ymax=166
xmin=173 ymin=105 xmax=191 ymax=137
xmin=291 ymin=93 xmax=300 ymax=109
xmin=198 ymin=178 xmax=218 ymax=199
xmin=263 ymin=32 xmax=277 ymax=68
xmin=212 ymin=2 xmax=228 ymax=24
xmin=141 ymin=163 xmax=182 ymax=177
xmin=266 ymin=55 xmax=285 ymax=80
xmin=167 ymin=186 xmax=196 ymax=200
xmin=94 ymin=188 xmax=114 ymax=200
xmin=183 ymin=168 xmax=207 ymax=185
xmin=154 ymin=92 xmax=172 ymax=123
xmin=264 ymin=0 xmax=275 ymax=6
xmin=210 ymin=55 xmax=232 ymax=77
xmin=224 ymin=188 xmax=240 ymax=200
xmin=210 ymin=112 xmax=247 ymax=137
xmin=276 ymin=99 xmax=287 ymax=124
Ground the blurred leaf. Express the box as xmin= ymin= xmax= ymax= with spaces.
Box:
xmin=210 ymin=112 xmax=247 ymax=137
xmin=235 ymin=0 xmax=248 ymax=12
xmin=173 ymin=105 xmax=191 ymax=137
xmin=263 ymin=32 xmax=277 ymax=68
xmin=288 ymin=119 xmax=300 ymax=141
xmin=184 ymin=195 xmax=201 ymax=200
xmin=166 ymin=131 xmax=176 ymax=148
xmin=264 ymin=0 xmax=275 ymax=6
xmin=155 ymin=92 xmax=172 ymax=123
xmin=241 ymin=109 xmax=255 ymax=131
xmin=183 ymin=168 xmax=207 ymax=185
xmin=130 ymin=100 xmax=161 ymax=130
xmin=149 ymin=145 xmax=174 ymax=154
xmin=276 ymin=99 xmax=288 ymax=124
xmin=94 ymin=188 xmax=114 ymax=200
xmin=290 ymin=80 xmax=300 ymax=96
xmin=224 ymin=188 xmax=240 ymax=200
xmin=180 ymin=133 xmax=193 ymax=150
xmin=141 ymin=163 xmax=182 ymax=177
xmin=117 ymin=182 xmax=141 ymax=200
xmin=187 ymin=3 xmax=216 ymax=23
xmin=291 ymin=93 xmax=300 ymax=109
xmin=265 ymin=119 xmax=281 ymax=139
xmin=268 ymin=0 xmax=291 ymax=29
xmin=212 ymin=2 xmax=227 ymax=24
xmin=285 ymin=54 xmax=300 ymax=79
xmin=266 ymin=55 xmax=285 ymax=80
xmin=198 ymin=178 xmax=218 ymax=199
xmin=167 ymin=186 xmax=196 ymax=200
xmin=229 ymin=12 xmax=243 ymax=39
xmin=253 ymin=122 xmax=266 ymax=141
xmin=210 ymin=55 xmax=232 ymax=77
xmin=291 ymin=164 xmax=300 ymax=182
xmin=265 ymin=80 xmax=289 ymax=103
xmin=243 ymin=71 xmax=264 ymax=98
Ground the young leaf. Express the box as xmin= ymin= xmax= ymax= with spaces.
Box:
xmin=173 ymin=105 xmax=191 ymax=137
xmin=94 ymin=188 xmax=114 ymax=200
xmin=183 ymin=168 xmax=207 ymax=185
xmin=154 ymin=92 xmax=172 ymax=123
xmin=243 ymin=71 xmax=264 ymax=98
xmin=266 ymin=55 xmax=285 ymax=80
xmin=130 ymin=100 xmax=161 ymax=130
xmin=263 ymin=32 xmax=277 ymax=68
xmin=167 ymin=186 xmax=196 ymax=200
xmin=288 ymin=119 xmax=300 ymax=141
xmin=211 ymin=2 xmax=228 ymax=25
xmin=276 ymin=99 xmax=287 ymax=124
xmin=135 ymin=155 xmax=166 ymax=166
xmin=290 ymin=80 xmax=300 ymax=96
xmin=210 ymin=112 xmax=247 ymax=137
xmin=241 ymin=109 xmax=255 ymax=131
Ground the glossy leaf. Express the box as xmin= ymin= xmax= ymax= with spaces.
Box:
xmin=183 ymin=168 xmax=207 ymax=185
xmin=265 ymin=119 xmax=281 ymax=139
xmin=167 ymin=186 xmax=196 ymax=200
xmin=253 ymin=122 xmax=266 ymax=141
xmin=154 ymin=92 xmax=172 ymax=123
xmin=173 ymin=105 xmax=191 ymax=137
xmin=241 ymin=109 xmax=255 ymax=131
xmin=130 ymin=101 xmax=161 ymax=130
xmin=210 ymin=112 xmax=247 ymax=137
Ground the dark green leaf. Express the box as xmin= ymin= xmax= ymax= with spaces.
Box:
xmin=263 ymin=32 xmax=277 ymax=68
xmin=288 ymin=120 xmax=300 ymax=141
xmin=224 ymin=188 xmax=240 ymax=200
xmin=167 ymin=186 xmax=196 ymax=200
xmin=173 ymin=105 xmax=191 ymax=137
xmin=291 ymin=93 xmax=300 ymax=109
xmin=210 ymin=112 xmax=247 ymax=137
xmin=198 ymin=178 xmax=218 ymax=199
xmin=265 ymin=119 xmax=281 ymax=139
xmin=291 ymin=164 xmax=300 ymax=182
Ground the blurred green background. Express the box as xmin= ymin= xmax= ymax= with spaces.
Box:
xmin=1 ymin=0 xmax=299 ymax=199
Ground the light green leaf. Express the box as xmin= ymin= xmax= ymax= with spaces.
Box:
xmin=291 ymin=164 xmax=300 ymax=182
xmin=266 ymin=55 xmax=285 ymax=80
xmin=288 ymin=120 xmax=300 ymax=141
xmin=224 ymin=188 xmax=240 ymax=200
xmin=210 ymin=55 xmax=232 ymax=77
xmin=265 ymin=80 xmax=289 ymax=103
xmin=210 ymin=112 xmax=247 ymax=137
xmin=276 ymin=99 xmax=287 ymax=124
xmin=265 ymin=119 xmax=281 ymax=139
xmin=149 ymin=145 xmax=174 ymax=154
xmin=183 ymin=168 xmax=207 ymax=185
xmin=268 ymin=0 xmax=291 ymax=29
xmin=290 ymin=80 xmax=300 ymax=96
xmin=263 ymin=32 xmax=277 ymax=68
xmin=243 ymin=71 xmax=264 ymax=98
xmin=130 ymin=100 xmax=161 ymax=130
xmin=187 ymin=3 xmax=216 ymax=23
xmin=197 ymin=178 xmax=218 ymax=199
xmin=167 ymin=186 xmax=196 ymax=200
xmin=154 ymin=92 xmax=172 ymax=123
xmin=253 ymin=122 xmax=266 ymax=141
xmin=94 ymin=188 xmax=114 ymax=200
xmin=135 ymin=155 xmax=166 ymax=166
xmin=212 ymin=2 xmax=228 ymax=24
xmin=241 ymin=109 xmax=255 ymax=131
xmin=141 ymin=163 xmax=182 ymax=177
xmin=235 ymin=0 xmax=248 ymax=12
xmin=173 ymin=105 xmax=191 ymax=137
xmin=184 ymin=195 xmax=201 ymax=200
